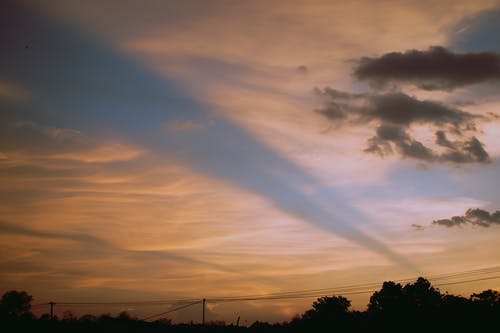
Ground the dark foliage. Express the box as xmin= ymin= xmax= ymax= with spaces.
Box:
xmin=0 ymin=290 xmax=33 ymax=318
xmin=2 ymin=278 xmax=500 ymax=332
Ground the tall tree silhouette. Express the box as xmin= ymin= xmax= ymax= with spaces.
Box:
xmin=0 ymin=290 xmax=33 ymax=318
xmin=368 ymin=281 xmax=404 ymax=313
xmin=402 ymin=277 xmax=441 ymax=311
xmin=301 ymin=295 xmax=352 ymax=331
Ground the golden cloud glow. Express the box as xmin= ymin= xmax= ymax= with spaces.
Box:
xmin=2 ymin=0 xmax=500 ymax=323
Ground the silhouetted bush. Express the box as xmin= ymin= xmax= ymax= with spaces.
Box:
xmin=2 ymin=278 xmax=500 ymax=332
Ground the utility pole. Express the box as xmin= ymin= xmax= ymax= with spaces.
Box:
xmin=202 ymin=298 xmax=206 ymax=325
xmin=49 ymin=302 xmax=56 ymax=320
xmin=236 ymin=316 xmax=240 ymax=327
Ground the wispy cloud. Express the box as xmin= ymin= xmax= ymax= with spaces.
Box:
xmin=3 ymin=0 xmax=500 ymax=322
xmin=1 ymin=1 xmax=412 ymax=269
xmin=0 ymin=80 xmax=30 ymax=102
xmin=0 ymin=219 xmax=241 ymax=276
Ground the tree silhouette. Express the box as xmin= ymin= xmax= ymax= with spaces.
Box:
xmin=0 ymin=290 xmax=33 ymax=318
xmin=470 ymin=289 xmax=500 ymax=307
xmin=2 ymin=282 xmax=500 ymax=333
xmin=441 ymin=293 xmax=470 ymax=309
xmin=368 ymin=278 xmax=441 ymax=314
xmin=368 ymin=281 xmax=404 ymax=313
xmin=366 ymin=277 xmax=443 ymax=330
xmin=469 ymin=289 xmax=500 ymax=327
xmin=301 ymin=295 xmax=352 ymax=330
xmin=402 ymin=277 xmax=441 ymax=311
xmin=310 ymin=295 xmax=350 ymax=315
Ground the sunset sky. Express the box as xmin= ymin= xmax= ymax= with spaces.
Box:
xmin=1 ymin=0 xmax=500 ymax=323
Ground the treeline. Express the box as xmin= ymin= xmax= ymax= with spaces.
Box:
xmin=2 ymin=277 xmax=500 ymax=332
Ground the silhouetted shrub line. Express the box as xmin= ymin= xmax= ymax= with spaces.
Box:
xmin=1 ymin=277 xmax=499 ymax=332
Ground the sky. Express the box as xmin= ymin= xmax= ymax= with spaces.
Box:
xmin=1 ymin=0 xmax=500 ymax=324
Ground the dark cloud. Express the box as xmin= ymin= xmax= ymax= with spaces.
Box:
xmin=316 ymin=88 xmax=476 ymax=128
xmin=411 ymin=224 xmax=425 ymax=231
xmin=315 ymin=88 xmax=489 ymax=164
xmin=365 ymin=124 xmax=435 ymax=161
xmin=354 ymin=46 xmax=500 ymax=90
xmin=432 ymin=208 xmax=500 ymax=228
xmin=367 ymin=93 xmax=475 ymax=127
xmin=438 ymin=134 xmax=490 ymax=163
xmin=313 ymin=88 xmax=364 ymax=121
xmin=435 ymin=130 xmax=454 ymax=148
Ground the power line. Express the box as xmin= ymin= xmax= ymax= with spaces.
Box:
xmin=209 ymin=266 xmax=500 ymax=303
xmin=31 ymin=303 xmax=51 ymax=308
xmin=140 ymin=300 xmax=202 ymax=321
xmin=434 ymin=275 xmax=500 ymax=287
xmin=32 ymin=265 xmax=500 ymax=319
xmin=209 ymin=274 xmax=500 ymax=304
xmin=54 ymin=299 xmax=200 ymax=306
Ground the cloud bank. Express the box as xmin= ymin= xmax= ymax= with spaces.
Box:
xmin=432 ymin=208 xmax=500 ymax=228
xmin=354 ymin=46 xmax=500 ymax=90
xmin=315 ymin=88 xmax=490 ymax=164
